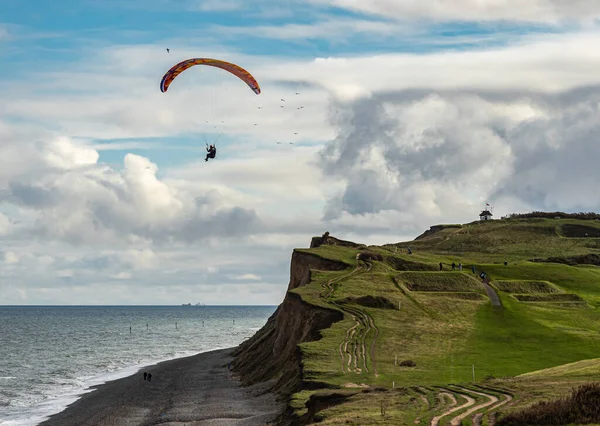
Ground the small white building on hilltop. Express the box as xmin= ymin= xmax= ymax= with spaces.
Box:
xmin=479 ymin=210 xmax=493 ymax=221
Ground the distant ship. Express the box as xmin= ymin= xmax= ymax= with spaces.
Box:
xmin=181 ymin=303 xmax=191 ymax=306
xmin=195 ymin=303 xmax=206 ymax=306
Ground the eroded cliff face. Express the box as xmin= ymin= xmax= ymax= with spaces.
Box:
xmin=232 ymin=248 xmax=349 ymax=397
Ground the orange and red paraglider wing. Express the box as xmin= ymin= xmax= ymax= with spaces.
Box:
xmin=160 ymin=58 xmax=261 ymax=94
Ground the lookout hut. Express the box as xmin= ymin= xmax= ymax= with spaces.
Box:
xmin=479 ymin=210 xmax=493 ymax=221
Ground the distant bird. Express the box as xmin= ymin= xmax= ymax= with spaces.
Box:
xmin=254 ymin=123 xmax=258 ymax=126
xmin=145 ymin=166 xmax=150 ymax=169
xmin=295 ymin=92 xmax=300 ymax=95
xmin=280 ymin=105 xmax=284 ymax=108
xmin=280 ymin=98 xmax=285 ymax=101
xmin=276 ymin=142 xmax=281 ymax=144
xmin=293 ymin=132 xmax=298 ymax=135
xmin=166 ymin=48 xmax=170 ymax=53
xmin=257 ymin=106 xmax=262 ymax=109
xmin=290 ymin=142 xmax=294 ymax=144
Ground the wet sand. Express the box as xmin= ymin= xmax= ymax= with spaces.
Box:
xmin=39 ymin=348 xmax=284 ymax=426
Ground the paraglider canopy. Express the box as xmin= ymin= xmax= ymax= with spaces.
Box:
xmin=160 ymin=58 xmax=261 ymax=94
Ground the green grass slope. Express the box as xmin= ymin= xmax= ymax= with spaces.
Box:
xmin=283 ymin=217 xmax=600 ymax=425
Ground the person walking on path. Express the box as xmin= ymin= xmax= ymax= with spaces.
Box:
xmin=439 ymin=262 xmax=443 ymax=271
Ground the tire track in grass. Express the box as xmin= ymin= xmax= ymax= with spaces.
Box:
xmin=430 ymin=389 xmax=475 ymax=426
xmin=321 ymin=264 xmax=365 ymax=374
xmin=449 ymin=387 xmax=497 ymax=426
xmin=318 ymin=258 xmax=380 ymax=377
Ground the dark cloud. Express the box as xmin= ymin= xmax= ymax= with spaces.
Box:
xmin=318 ymin=86 xmax=600 ymax=222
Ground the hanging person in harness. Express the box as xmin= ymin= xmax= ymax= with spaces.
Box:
xmin=205 ymin=144 xmax=217 ymax=162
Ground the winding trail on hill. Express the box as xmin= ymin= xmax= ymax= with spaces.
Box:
xmin=449 ymin=387 xmax=497 ymax=426
xmin=319 ymin=259 xmax=380 ymax=377
xmin=482 ymin=392 xmax=514 ymax=426
xmin=339 ymin=316 xmax=361 ymax=373
xmin=321 ymin=263 xmax=366 ymax=374
xmin=488 ymin=391 xmax=513 ymax=411
xmin=430 ymin=390 xmax=475 ymax=426
xmin=365 ymin=311 xmax=379 ymax=377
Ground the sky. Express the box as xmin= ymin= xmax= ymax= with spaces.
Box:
xmin=2 ymin=1 xmax=600 ymax=305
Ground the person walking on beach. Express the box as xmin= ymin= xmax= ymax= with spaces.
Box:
xmin=143 ymin=372 xmax=147 ymax=381
xmin=147 ymin=373 xmax=152 ymax=382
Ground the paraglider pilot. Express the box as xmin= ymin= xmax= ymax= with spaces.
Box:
xmin=205 ymin=144 xmax=217 ymax=162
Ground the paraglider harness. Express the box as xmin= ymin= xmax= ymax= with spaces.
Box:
xmin=205 ymin=143 xmax=217 ymax=162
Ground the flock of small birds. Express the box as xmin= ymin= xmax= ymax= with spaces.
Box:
xmin=165 ymin=47 xmax=304 ymax=148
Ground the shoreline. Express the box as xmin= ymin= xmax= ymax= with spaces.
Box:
xmin=38 ymin=348 xmax=284 ymax=426
xmin=29 ymin=349 xmax=222 ymax=425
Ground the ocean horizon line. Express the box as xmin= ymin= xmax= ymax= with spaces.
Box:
xmin=0 ymin=304 xmax=279 ymax=307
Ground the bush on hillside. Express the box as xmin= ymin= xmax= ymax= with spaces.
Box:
xmin=504 ymin=211 xmax=600 ymax=220
xmin=496 ymin=383 xmax=600 ymax=425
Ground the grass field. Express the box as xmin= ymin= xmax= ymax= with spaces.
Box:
xmin=279 ymin=217 xmax=600 ymax=424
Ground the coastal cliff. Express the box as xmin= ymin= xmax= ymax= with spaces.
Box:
xmin=232 ymin=236 xmax=354 ymax=421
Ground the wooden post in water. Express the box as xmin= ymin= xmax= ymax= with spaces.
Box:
xmin=129 ymin=326 xmax=131 ymax=334
xmin=176 ymin=322 xmax=178 ymax=330
xmin=147 ymin=323 xmax=149 ymax=331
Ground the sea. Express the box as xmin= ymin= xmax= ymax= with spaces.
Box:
xmin=0 ymin=305 xmax=276 ymax=426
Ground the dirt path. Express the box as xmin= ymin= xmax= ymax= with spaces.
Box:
xmin=438 ymin=392 xmax=457 ymax=412
xmin=365 ymin=311 xmax=379 ymax=377
xmin=317 ymin=259 xmax=381 ymax=377
xmin=481 ymin=281 xmax=502 ymax=307
xmin=320 ymin=265 xmax=361 ymax=299
xmin=430 ymin=390 xmax=475 ymax=426
xmin=319 ymin=261 xmax=380 ymax=377
xmin=488 ymin=391 xmax=513 ymax=411
xmin=485 ymin=392 xmax=514 ymax=425
xmin=339 ymin=316 xmax=360 ymax=373
xmin=449 ymin=387 xmax=498 ymax=426
xmin=323 ymin=264 xmax=368 ymax=374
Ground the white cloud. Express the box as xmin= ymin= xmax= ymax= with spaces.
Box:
xmin=208 ymin=18 xmax=405 ymax=41
xmin=230 ymin=273 xmax=262 ymax=281
xmin=262 ymin=31 xmax=600 ymax=95
xmin=55 ymin=269 xmax=73 ymax=278
xmin=0 ymin=25 xmax=10 ymax=41
xmin=0 ymin=213 xmax=11 ymax=236
xmin=3 ymin=251 xmax=19 ymax=264
xmin=311 ymin=0 xmax=600 ymax=24
xmin=111 ymin=271 xmax=133 ymax=280
xmin=189 ymin=0 xmax=244 ymax=11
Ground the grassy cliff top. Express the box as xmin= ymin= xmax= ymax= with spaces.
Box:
xmin=286 ymin=217 xmax=600 ymax=425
